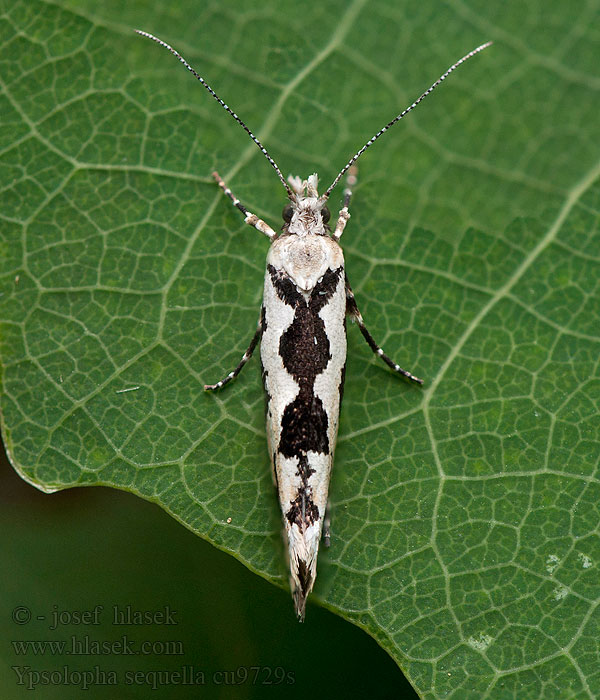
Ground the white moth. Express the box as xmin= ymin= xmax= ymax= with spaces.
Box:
xmin=136 ymin=30 xmax=491 ymax=620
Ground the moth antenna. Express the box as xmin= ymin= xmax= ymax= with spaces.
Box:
xmin=325 ymin=41 xmax=492 ymax=198
xmin=135 ymin=30 xmax=293 ymax=198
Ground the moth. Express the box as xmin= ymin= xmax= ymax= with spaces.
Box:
xmin=136 ymin=30 xmax=491 ymax=619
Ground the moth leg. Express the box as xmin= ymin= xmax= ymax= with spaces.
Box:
xmin=346 ymin=281 xmax=424 ymax=385
xmin=204 ymin=313 xmax=263 ymax=391
xmin=323 ymin=500 xmax=331 ymax=548
xmin=213 ymin=171 xmax=276 ymax=240
xmin=332 ymin=165 xmax=358 ymax=240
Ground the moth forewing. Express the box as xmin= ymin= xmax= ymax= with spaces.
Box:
xmin=262 ymin=222 xmax=347 ymax=619
xmin=136 ymin=29 xmax=491 ymax=619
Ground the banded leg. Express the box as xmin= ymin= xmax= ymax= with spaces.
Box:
xmin=346 ymin=282 xmax=424 ymax=385
xmin=332 ymin=165 xmax=358 ymax=240
xmin=204 ymin=313 xmax=263 ymax=391
xmin=213 ymin=171 xmax=276 ymax=240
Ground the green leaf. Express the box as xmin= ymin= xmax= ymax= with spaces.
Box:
xmin=2 ymin=0 xmax=599 ymax=697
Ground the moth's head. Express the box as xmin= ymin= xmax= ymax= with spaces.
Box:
xmin=282 ymin=174 xmax=330 ymax=237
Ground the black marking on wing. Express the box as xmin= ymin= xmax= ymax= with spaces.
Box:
xmin=279 ymin=393 xmax=329 ymax=456
xmin=286 ymin=455 xmax=320 ymax=528
xmin=309 ymin=267 xmax=343 ymax=312
xmin=267 ymin=265 xmax=344 ymax=530
xmin=261 ymin=353 xmax=270 ymax=420
xmin=267 ymin=264 xmax=303 ymax=307
xmin=267 ymin=264 xmax=341 ymax=312
xmin=338 ymin=363 xmax=346 ymax=406
xmin=272 ymin=452 xmax=279 ymax=491
xmin=297 ymin=558 xmax=312 ymax=595
xmin=293 ymin=558 xmax=313 ymax=620
xmin=279 ymin=304 xmax=331 ymax=380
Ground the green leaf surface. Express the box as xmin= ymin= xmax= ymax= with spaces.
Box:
xmin=2 ymin=0 xmax=599 ymax=697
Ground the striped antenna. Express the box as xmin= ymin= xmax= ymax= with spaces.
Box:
xmin=325 ymin=41 xmax=492 ymax=198
xmin=136 ymin=30 xmax=293 ymax=198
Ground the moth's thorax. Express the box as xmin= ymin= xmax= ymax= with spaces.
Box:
xmin=267 ymin=234 xmax=344 ymax=293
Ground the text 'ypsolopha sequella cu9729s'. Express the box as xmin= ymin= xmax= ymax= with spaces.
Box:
xmin=136 ymin=29 xmax=491 ymax=620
